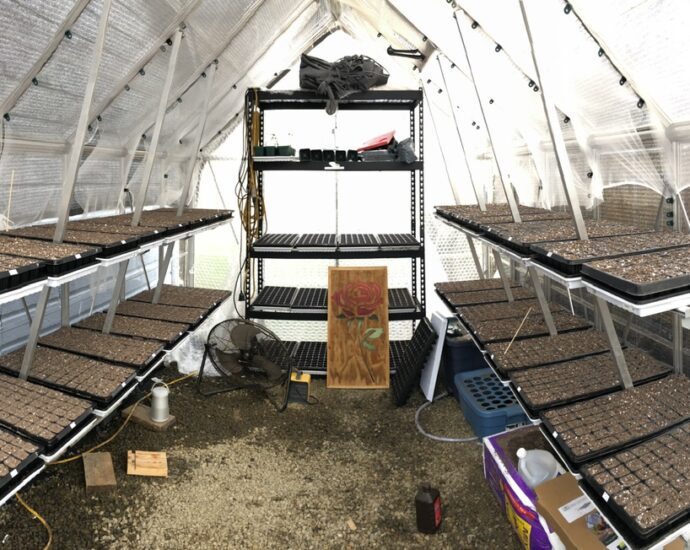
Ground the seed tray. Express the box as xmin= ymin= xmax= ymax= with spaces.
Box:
xmin=157 ymin=207 xmax=233 ymax=223
xmin=39 ymin=327 xmax=164 ymax=370
xmin=509 ymin=348 xmax=672 ymax=415
xmin=0 ymin=254 xmax=46 ymax=291
xmin=5 ymin=225 xmax=139 ymax=257
xmin=377 ymin=233 xmax=420 ymax=249
xmin=435 ymin=278 xmax=518 ymax=295
xmin=541 ymin=374 xmax=690 ymax=465
xmin=295 ymin=233 xmax=337 ymax=248
xmin=252 ymin=286 xmax=297 ymax=309
xmin=388 ymin=288 xmax=417 ymax=312
xmin=337 ymin=234 xmax=378 ymax=248
xmin=531 ymin=232 xmax=690 ymax=276
xmin=0 ymin=373 xmax=92 ymax=448
xmin=470 ymin=311 xmax=591 ymax=345
xmin=0 ymin=427 xmax=41 ymax=493
xmin=582 ymin=247 xmax=690 ymax=300
xmin=486 ymin=329 xmax=611 ymax=374
xmin=457 ymin=298 xmax=562 ymax=325
xmin=67 ymin=220 xmax=163 ymax=243
xmin=0 ymin=237 xmax=100 ymax=275
xmin=293 ymin=341 xmax=327 ymax=371
xmin=0 ymin=346 xmax=137 ymax=405
xmin=75 ymin=313 xmax=189 ymax=346
xmin=130 ymin=284 xmax=230 ymax=311
xmin=107 ymin=212 xmax=194 ymax=232
xmin=581 ymin=421 xmax=690 ymax=541
xmin=442 ymin=287 xmax=535 ymax=308
xmin=292 ymin=288 xmax=327 ymax=310
xmin=252 ymin=234 xmax=300 ymax=249
xmin=391 ymin=318 xmax=437 ymax=406
xmin=115 ymin=300 xmax=207 ymax=326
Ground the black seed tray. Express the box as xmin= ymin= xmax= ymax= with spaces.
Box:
xmin=580 ymin=421 xmax=690 ymax=542
xmin=0 ymin=427 xmax=41 ymax=493
xmin=389 ymin=288 xmax=417 ymax=311
xmin=107 ymin=212 xmax=194 ymax=232
xmin=67 ymin=220 xmax=164 ymax=243
xmin=377 ymin=233 xmax=420 ymax=248
xmin=252 ymin=286 xmax=297 ymax=308
xmin=293 ymin=341 xmax=327 ymax=371
xmin=541 ymin=375 xmax=690 ymax=466
xmin=338 ymin=234 xmax=378 ymax=247
xmin=292 ymin=288 xmax=327 ymax=309
xmin=471 ymin=311 xmax=591 ymax=345
xmin=295 ymin=233 xmax=337 ymax=248
xmin=0 ymin=255 xmax=46 ymax=292
xmin=457 ymin=298 xmax=561 ymax=325
xmin=441 ymin=287 xmax=535 ymax=308
xmin=252 ymin=234 xmax=300 ymax=248
xmin=0 ymin=237 xmax=100 ymax=276
xmin=130 ymin=285 xmax=230 ymax=312
xmin=435 ymin=278 xmax=518 ymax=295
xmin=75 ymin=313 xmax=189 ymax=348
xmin=582 ymin=247 xmax=690 ymax=299
xmin=509 ymin=347 xmax=672 ymax=416
xmin=486 ymin=329 xmax=611 ymax=374
xmin=391 ymin=318 xmax=436 ymax=406
xmin=5 ymin=226 xmax=139 ymax=258
xmin=115 ymin=300 xmax=207 ymax=327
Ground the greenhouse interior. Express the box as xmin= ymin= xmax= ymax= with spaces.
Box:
xmin=0 ymin=0 xmax=689 ymax=548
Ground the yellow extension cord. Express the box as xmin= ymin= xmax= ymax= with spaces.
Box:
xmin=14 ymin=372 xmax=196 ymax=549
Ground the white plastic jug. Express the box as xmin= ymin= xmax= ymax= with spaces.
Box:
xmin=516 ymin=447 xmax=559 ymax=489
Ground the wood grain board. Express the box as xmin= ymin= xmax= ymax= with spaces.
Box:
xmin=83 ymin=452 xmax=117 ymax=493
xmin=327 ymin=266 xmax=389 ymax=389
xmin=127 ymin=451 xmax=168 ymax=477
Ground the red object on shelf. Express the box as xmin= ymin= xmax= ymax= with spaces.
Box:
xmin=357 ymin=130 xmax=395 ymax=152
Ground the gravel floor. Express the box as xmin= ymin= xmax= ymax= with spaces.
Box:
xmin=0 ymin=369 xmax=521 ymax=549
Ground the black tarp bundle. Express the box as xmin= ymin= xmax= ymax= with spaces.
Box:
xmin=299 ymin=54 xmax=389 ymax=115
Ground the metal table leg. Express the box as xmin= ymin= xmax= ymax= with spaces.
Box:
xmin=103 ymin=260 xmax=129 ymax=334
xmin=466 ymin=234 xmax=484 ymax=280
xmin=153 ymin=242 xmax=175 ymax=304
xmin=527 ymin=265 xmax=557 ymax=336
xmin=594 ymin=295 xmax=633 ymax=389
xmin=140 ymin=253 xmax=151 ymax=291
xmin=21 ymin=298 xmax=32 ymax=324
xmin=673 ymin=311 xmax=684 ymax=374
xmin=60 ymin=282 xmax=70 ymax=327
xmin=491 ymin=249 xmax=514 ymax=302
xmin=19 ymin=286 xmax=51 ymax=380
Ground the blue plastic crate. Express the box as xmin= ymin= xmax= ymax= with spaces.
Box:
xmin=455 ymin=368 xmax=529 ymax=438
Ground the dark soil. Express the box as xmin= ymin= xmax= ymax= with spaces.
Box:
xmin=444 ymin=287 xmax=535 ymax=307
xmin=0 ymin=373 xmax=91 ymax=444
xmin=542 ymin=375 xmax=690 ymax=462
xmin=0 ymin=254 xmax=42 ymax=272
xmin=435 ymin=278 xmax=518 ymax=294
xmin=510 ymin=348 xmax=672 ymax=410
xmin=0 ymin=428 xmax=38 ymax=481
xmin=435 ymin=204 xmax=550 ymax=219
xmin=0 ymin=347 xmax=135 ymax=401
xmin=487 ymin=220 xmax=649 ymax=246
xmin=496 ymin=425 xmax=555 ymax=470
xmin=458 ymin=299 xmax=561 ymax=325
xmin=486 ymin=329 xmax=611 ymax=373
xmin=583 ymin=422 xmax=690 ymax=534
xmin=0 ymin=370 xmax=521 ymax=549
xmin=0 ymin=237 xmax=97 ymax=262
xmin=75 ymin=314 xmax=189 ymax=344
xmin=68 ymin=220 xmax=160 ymax=238
xmin=585 ymin=248 xmax=690 ymax=285
xmin=131 ymin=285 xmax=230 ymax=310
xmin=39 ymin=327 xmax=163 ymax=368
xmin=116 ymin=301 xmax=206 ymax=324
xmin=471 ymin=311 xmax=590 ymax=343
xmin=5 ymin=226 xmax=137 ymax=248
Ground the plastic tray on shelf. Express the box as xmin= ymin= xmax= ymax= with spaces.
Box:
xmin=291 ymin=288 xmax=327 ymax=311
xmin=391 ymin=318 xmax=436 ymax=406
xmin=470 ymin=311 xmax=591 ymax=346
xmin=0 ymin=237 xmax=101 ymax=276
xmin=337 ymin=234 xmax=378 ymax=250
xmin=377 ymin=233 xmax=420 ymax=250
xmin=0 ymin=427 xmax=42 ymax=494
xmin=5 ymin=226 xmax=140 ymax=258
xmin=251 ymin=286 xmax=298 ymax=310
xmin=251 ymin=233 xmax=300 ymax=251
xmin=0 ymin=255 xmax=46 ymax=292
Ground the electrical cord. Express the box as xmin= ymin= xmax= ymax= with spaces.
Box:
xmin=15 ymin=493 xmax=52 ymax=550
xmin=415 ymin=392 xmax=478 ymax=443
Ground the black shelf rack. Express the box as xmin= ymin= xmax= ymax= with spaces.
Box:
xmin=244 ymin=89 xmax=426 ymax=375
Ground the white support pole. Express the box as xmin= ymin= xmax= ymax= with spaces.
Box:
xmin=465 ymin=234 xmax=485 ymax=280
xmin=53 ymin=0 xmax=113 ymax=243
xmin=103 ymin=260 xmax=129 ymax=334
xmin=19 ymin=286 xmax=51 ymax=380
xmin=118 ymin=134 xmax=142 ymax=213
xmin=673 ymin=311 xmax=684 ymax=375
xmin=518 ymin=0 xmax=588 ymax=240
xmin=527 ymin=265 xmax=557 ymax=336
xmin=177 ymin=64 xmax=217 ymax=216
xmin=21 ymin=298 xmax=32 ymax=324
xmin=140 ymin=253 xmax=151 ymax=291
xmin=132 ymin=29 xmax=183 ymax=227
xmin=594 ymin=296 xmax=633 ymax=389
xmin=491 ymin=249 xmax=514 ymax=302
xmin=453 ymin=12 xmax=521 ymax=223
xmin=60 ymin=283 xmax=70 ymax=327
xmin=154 ymin=243 xmax=175 ymax=303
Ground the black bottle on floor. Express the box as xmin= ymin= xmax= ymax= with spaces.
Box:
xmin=415 ymin=483 xmax=442 ymax=534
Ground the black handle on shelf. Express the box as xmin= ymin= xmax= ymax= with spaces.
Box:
xmin=386 ymin=46 xmax=425 ymax=60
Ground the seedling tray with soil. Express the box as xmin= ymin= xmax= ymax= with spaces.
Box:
xmin=0 ymin=237 xmax=99 ymax=275
xmin=0 ymin=427 xmax=41 ymax=493
xmin=435 ymin=278 xmax=519 ymax=295
xmin=157 ymin=207 xmax=233 ymax=224
xmin=130 ymin=284 xmax=231 ymax=311
xmin=440 ymin=286 xmax=535 ymax=308
xmin=75 ymin=313 xmax=189 ymax=347
xmin=485 ymin=329 xmax=611 ymax=375
xmin=0 ymin=346 xmax=137 ymax=404
xmin=581 ymin=421 xmax=690 ymax=541
xmin=531 ymin=231 xmax=690 ymax=276
xmin=457 ymin=298 xmax=561 ymax=326
xmin=5 ymin=225 xmax=139 ymax=257
xmin=115 ymin=300 xmax=207 ymax=325
xmin=434 ymin=204 xmax=558 ymax=232
xmin=0 ymin=254 xmax=45 ymax=291
xmin=509 ymin=347 xmax=672 ymax=415
xmin=470 ymin=311 xmax=591 ymax=345
xmin=39 ymin=327 xmax=164 ymax=370
xmin=0 ymin=373 xmax=92 ymax=449
xmin=67 ymin=220 xmax=162 ymax=243
xmin=582 ymin=247 xmax=690 ymax=300
xmin=541 ymin=374 xmax=690 ymax=466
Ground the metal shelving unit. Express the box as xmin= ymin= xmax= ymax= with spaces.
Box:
xmin=244 ymin=89 xmax=426 ymax=373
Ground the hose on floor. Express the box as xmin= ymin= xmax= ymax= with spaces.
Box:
xmin=415 ymin=392 xmax=478 ymax=443
xmin=15 ymin=492 xmax=52 ymax=550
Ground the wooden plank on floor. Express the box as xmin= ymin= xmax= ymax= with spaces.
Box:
xmin=127 ymin=450 xmax=168 ymax=477
xmin=83 ymin=452 xmax=117 ymax=493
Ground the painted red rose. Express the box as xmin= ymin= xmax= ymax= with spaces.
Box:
xmin=333 ymin=281 xmax=383 ymax=318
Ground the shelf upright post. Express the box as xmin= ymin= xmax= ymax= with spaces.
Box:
xmin=517 ymin=0 xmax=588 ymax=240
xmin=103 ymin=259 xmax=130 ymax=334
xmin=594 ymin=295 xmax=633 ymax=389
xmin=673 ymin=311 xmax=684 ymax=374
xmin=19 ymin=286 xmax=51 ymax=380
xmin=491 ymin=249 xmax=514 ymax=302
xmin=53 ymin=0 xmax=113 ymax=243
xmin=466 ymin=235 xmax=485 ymax=280
xmin=153 ymin=242 xmax=176 ymax=304
xmin=453 ymin=12 xmax=521 ymax=223
xmin=139 ymin=253 xmax=151 ymax=291
xmin=527 ymin=265 xmax=557 ymax=336
xmin=418 ymin=90 xmax=426 ymax=315
xmin=21 ymin=298 xmax=32 ymax=324
xmin=60 ymin=283 xmax=70 ymax=327
xmin=410 ymin=100 xmax=418 ymax=315
xmin=132 ymin=28 xmax=183 ymax=227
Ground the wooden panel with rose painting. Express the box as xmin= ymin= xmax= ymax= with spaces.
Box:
xmin=327 ymin=266 xmax=389 ymax=389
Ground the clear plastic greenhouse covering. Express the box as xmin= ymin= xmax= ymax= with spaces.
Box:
xmin=0 ymin=0 xmax=689 ymax=230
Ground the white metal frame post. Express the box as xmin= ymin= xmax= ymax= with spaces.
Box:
xmin=673 ymin=311 xmax=684 ymax=374
xmin=53 ymin=0 xmax=113 ymax=243
xmin=60 ymin=283 xmax=70 ymax=327
xmin=153 ymin=242 xmax=176 ymax=303
xmin=102 ymin=260 xmax=129 ymax=334
xmin=466 ymin=234 xmax=485 ymax=280
xmin=453 ymin=12 xmax=521 ymax=223
xmin=19 ymin=287 xmax=52 ymax=380
xmin=132 ymin=29 xmax=183 ymax=226
xmin=518 ymin=0 xmax=589 ymax=240
xmin=491 ymin=249 xmax=514 ymax=302
xmin=527 ymin=265 xmax=557 ymax=336
xmin=594 ymin=295 xmax=633 ymax=389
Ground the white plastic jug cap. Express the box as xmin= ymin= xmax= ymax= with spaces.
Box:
xmin=516 ymin=448 xmax=526 ymax=459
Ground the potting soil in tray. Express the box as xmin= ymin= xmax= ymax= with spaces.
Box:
xmin=0 ymin=347 xmax=136 ymax=403
xmin=130 ymin=284 xmax=230 ymax=310
xmin=457 ymin=298 xmax=561 ymax=325
xmin=0 ymin=254 xmax=45 ymax=291
xmin=5 ymin=226 xmax=138 ymax=256
xmin=470 ymin=311 xmax=591 ymax=344
xmin=0 ymin=237 xmax=99 ymax=275
xmin=443 ymin=287 xmax=535 ymax=308
xmin=0 ymin=373 xmax=92 ymax=447
xmin=509 ymin=347 xmax=672 ymax=413
xmin=75 ymin=313 xmax=189 ymax=345
xmin=485 ymin=329 xmax=611 ymax=373
xmin=435 ymin=278 xmax=518 ymax=295
xmin=115 ymin=300 xmax=207 ymax=324
xmin=541 ymin=374 xmax=690 ymax=465
xmin=581 ymin=421 xmax=690 ymax=540
xmin=0 ymin=427 xmax=40 ymax=491
xmin=531 ymin=231 xmax=690 ymax=276
xmin=39 ymin=327 xmax=163 ymax=369
xmin=582 ymin=247 xmax=690 ymax=299
xmin=68 ymin=220 xmax=162 ymax=241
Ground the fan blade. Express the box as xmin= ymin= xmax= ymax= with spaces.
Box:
xmin=214 ymin=349 xmax=245 ymax=375
xmin=252 ymin=355 xmax=283 ymax=381
xmin=230 ymin=324 xmax=263 ymax=351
